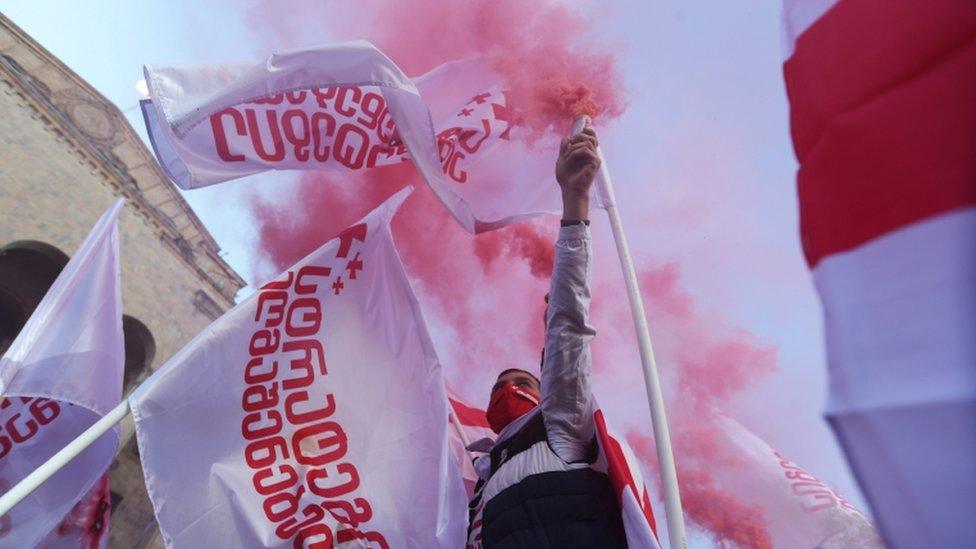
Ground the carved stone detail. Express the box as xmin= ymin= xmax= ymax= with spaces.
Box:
xmin=52 ymin=88 xmax=122 ymax=146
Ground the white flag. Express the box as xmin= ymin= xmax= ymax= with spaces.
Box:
xmin=0 ymin=199 xmax=125 ymax=547
xmin=712 ymin=414 xmax=882 ymax=548
xmin=129 ymin=187 xmax=467 ymax=547
xmin=140 ymin=41 xmax=568 ymax=233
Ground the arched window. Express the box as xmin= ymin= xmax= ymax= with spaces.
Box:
xmin=122 ymin=316 xmax=155 ymax=392
xmin=0 ymin=240 xmax=69 ymax=355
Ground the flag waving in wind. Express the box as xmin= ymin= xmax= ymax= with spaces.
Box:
xmin=0 ymin=199 xmax=125 ymax=547
xmin=129 ymin=187 xmax=467 ymax=547
xmin=782 ymin=0 xmax=976 ymax=545
xmin=141 ymin=42 xmax=568 ymax=232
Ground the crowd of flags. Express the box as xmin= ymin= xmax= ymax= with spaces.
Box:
xmin=2 ymin=0 xmax=972 ymax=546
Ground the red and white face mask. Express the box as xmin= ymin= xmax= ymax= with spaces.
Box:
xmin=486 ymin=383 xmax=540 ymax=434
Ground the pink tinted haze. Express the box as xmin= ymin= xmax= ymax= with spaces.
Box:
xmin=244 ymin=1 xmax=784 ymax=545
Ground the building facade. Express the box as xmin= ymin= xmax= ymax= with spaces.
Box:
xmin=0 ymin=13 xmax=245 ymax=547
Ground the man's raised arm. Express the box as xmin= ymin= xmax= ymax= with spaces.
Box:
xmin=541 ymin=126 xmax=601 ymax=463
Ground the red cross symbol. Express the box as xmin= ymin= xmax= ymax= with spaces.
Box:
xmin=467 ymin=92 xmax=491 ymax=105
xmin=457 ymin=107 xmax=474 ymax=117
xmin=346 ymin=252 xmax=363 ymax=280
xmin=332 ymin=277 xmax=344 ymax=295
xmin=491 ymin=98 xmax=514 ymax=141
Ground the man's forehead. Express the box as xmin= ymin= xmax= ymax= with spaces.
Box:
xmin=497 ymin=371 xmax=537 ymax=383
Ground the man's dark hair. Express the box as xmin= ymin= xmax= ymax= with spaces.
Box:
xmin=496 ymin=368 xmax=540 ymax=385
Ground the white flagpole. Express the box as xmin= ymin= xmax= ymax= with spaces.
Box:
xmin=571 ymin=115 xmax=687 ymax=548
xmin=0 ymin=399 xmax=130 ymax=518
xmin=449 ymin=411 xmax=473 ymax=450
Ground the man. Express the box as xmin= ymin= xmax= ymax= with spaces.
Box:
xmin=467 ymin=125 xmax=628 ymax=548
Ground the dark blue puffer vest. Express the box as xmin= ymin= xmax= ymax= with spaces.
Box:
xmin=469 ymin=413 xmax=628 ymax=548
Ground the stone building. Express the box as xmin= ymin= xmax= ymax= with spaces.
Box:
xmin=0 ymin=13 xmax=245 ymax=547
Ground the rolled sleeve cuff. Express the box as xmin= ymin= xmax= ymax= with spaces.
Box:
xmin=557 ymin=223 xmax=591 ymax=242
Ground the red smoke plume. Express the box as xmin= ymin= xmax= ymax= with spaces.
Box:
xmin=598 ymin=263 xmax=777 ymax=547
xmin=244 ymin=1 xmax=779 ymax=544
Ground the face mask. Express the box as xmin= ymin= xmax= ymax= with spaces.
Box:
xmin=486 ymin=383 xmax=540 ymax=434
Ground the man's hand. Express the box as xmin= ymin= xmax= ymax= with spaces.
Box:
xmin=555 ymin=126 xmax=600 ymax=221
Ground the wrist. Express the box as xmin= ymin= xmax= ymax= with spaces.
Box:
xmin=561 ymin=191 xmax=590 ymax=221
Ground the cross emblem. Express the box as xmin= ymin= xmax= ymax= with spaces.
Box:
xmin=332 ymin=277 xmax=344 ymax=295
xmin=457 ymin=107 xmax=474 ymax=117
xmin=467 ymin=92 xmax=491 ymax=105
xmin=346 ymin=252 xmax=363 ymax=280
xmin=491 ymin=101 xmax=514 ymax=141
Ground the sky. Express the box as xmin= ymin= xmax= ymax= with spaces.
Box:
xmin=1 ymin=0 xmax=868 ymax=544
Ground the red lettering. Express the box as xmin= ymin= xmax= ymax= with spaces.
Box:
xmin=334 ymin=124 xmax=369 ymax=169
xmin=311 ymin=112 xmax=336 ymax=162
xmin=285 ymin=391 xmax=336 ymax=425
xmin=29 ymin=398 xmax=60 ymax=425
xmin=249 ymin=329 xmax=281 ymax=356
xmin=253 ymin=464 xmax=299 ymax=496
xmin=210 ymin=108 xmax=247 ymax=162
xmin=335 ymin=87 xmax=362 ymax=117
xmin=322 ymin=498 xmax=372 ymax=528
xmin=245 ymin=435 xmax=290 ymax=469
xmin=262 ymin=271 xmax=294 ymax=291
xmin=295 ymin=266 xmax=332 ymax=294
xmin=356 ymin=92 xmax=384 ymax=130
xmin=264 ymin=485 xmax=305 ymax=522
xmin=307 ymin=462 xmax=359 ymax=498
xmin=335 ymin=224 xmax=367 ymax=259
xmin=245 ymin=109 xmax=286 ymax=162
xmin=275 ymin=503 xmax=325 ymax=540
xmin=294 ymin=523 xmax=334 ymax=549
xmin=242 ymin=409 xmax=283 ymax=440
xmin=281 ymin=339 xmax=326 ymax=390
xmin=255 ymin=290 xmax=288 ymax=326
xmin=242 ymin=382 xmax=279 ymax=412
xmin=292 ymin=421 xmax=347 ymax=466
xmin=244 ymin=356 xmax=278 ymax=384
xmin=282 ymin=110 xmax=311 ymax=162
xmin=285 ymin=298 xmax=321 ymax=337
xmin=6 ymin=413 xmax=37 ymax=443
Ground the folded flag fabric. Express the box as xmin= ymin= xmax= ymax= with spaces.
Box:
xmin=141 ymin=41 xmax=572 ymax=233
xmin=711 ymin=414 xmax=881 ymax=548
xmin=0 ymin=199 xmax=125 ymax=547
xmin=129 ymin=188 xmax=467 ymax=547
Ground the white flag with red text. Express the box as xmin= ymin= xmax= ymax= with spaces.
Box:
xmin=445 ymin=392 xmax=660 ymax=549
xmin=782 ymin=1 xmax=976 ymax=546
xmin=129 ymin=187 xmax=467 ymax=547
xmin=0 ymin=200 xmax=124 ymax=547
xmin=140 ymin=41 xmax=569 ymax=233
xmin=711 ymin=414 xmax=881 ymax=548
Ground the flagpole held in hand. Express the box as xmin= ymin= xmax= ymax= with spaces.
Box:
xmin=570 ymin=115 xmax=687 ymax=549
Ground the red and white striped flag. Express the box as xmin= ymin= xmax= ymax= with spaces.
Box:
xmin=129 ymin=188 xmax=468 ymax=547
xmin=782 ymin=1 xmax=976 ymax=546
xmin=445 ymin=391 xmax=660 ymax=548
xmin=140 ymin=42 xmax=568 ymax=233
xmin=0 ymin=200 xmax=125 ymax=547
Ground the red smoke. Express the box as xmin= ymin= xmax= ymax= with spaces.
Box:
xmin=249 ymin=0 xmax=625 ymax=136
xmin=248 ymin=164 xmax=556 ymax=389
xmin=593 ymin=263 xmax=777 ymax=547
xmin=243 ymin=1 xmax=779 ymax=544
